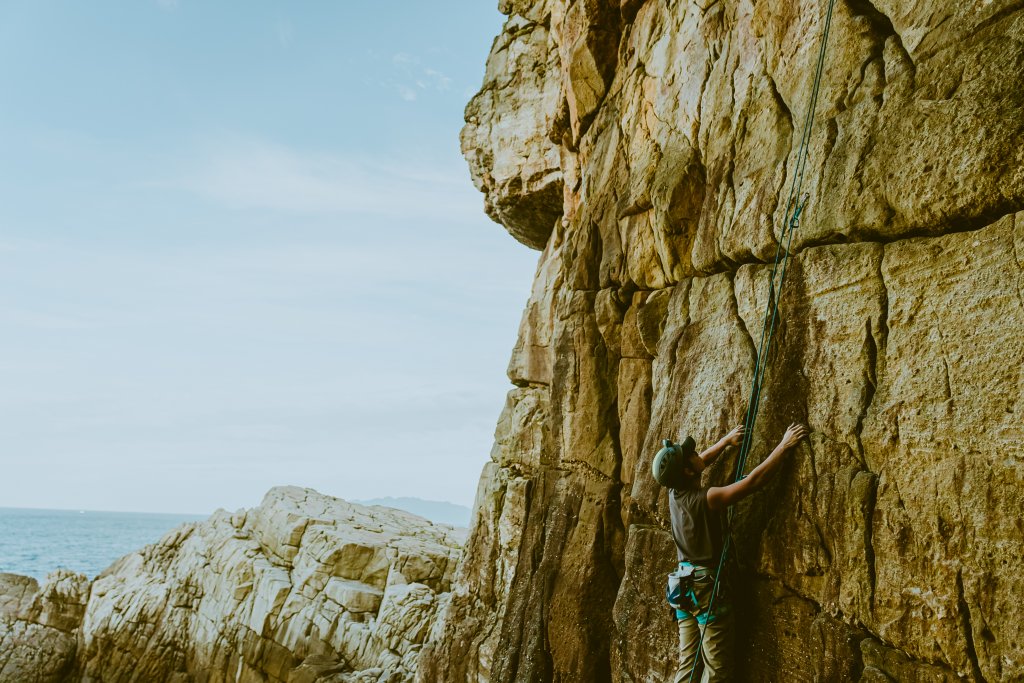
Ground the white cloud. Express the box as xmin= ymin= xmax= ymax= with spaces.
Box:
xmin=423 ymin=68 xmax=452 ymax=91
xmin=386 ymin=52 xmax=454 ymax=101
xmin=157 ymin=0 xmax=179 ymax=10
xmin=163 ymin=139 xmax=480 ymax=221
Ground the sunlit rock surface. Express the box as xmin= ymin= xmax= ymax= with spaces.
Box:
xmin=422 ymin=0 xmax=1024 ymax=681
xmin=0 ymin=487 xmax=463 ymax=683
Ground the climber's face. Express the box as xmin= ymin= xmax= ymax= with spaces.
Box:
xmin=680 ymin=452 xmax=705 ymax=482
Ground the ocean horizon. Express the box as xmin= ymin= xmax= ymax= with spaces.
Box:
xmin=0 ymin=497 xmax=470 ymax=582
xmin=0 ymin=507 xmax=205 ymax=581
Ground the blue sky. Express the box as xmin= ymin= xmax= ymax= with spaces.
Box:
xmin=0 ymin=2 xmax=538 ymax=513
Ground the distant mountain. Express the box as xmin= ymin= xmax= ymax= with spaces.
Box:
xmin=355 ymin=497 xmax=472 ymax=528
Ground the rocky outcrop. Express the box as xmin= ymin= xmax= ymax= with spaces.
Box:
xmin=462 ymin=0 xmax=564 ymax=250
xmin=0 ymin=487 xmax=464 ymax=683
xmin=424 ymin=1 xmax=1024 ymax=681
xmin=0 ymin=571 xmax=88 ymax=683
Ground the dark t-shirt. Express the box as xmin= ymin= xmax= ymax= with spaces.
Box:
xmin=668 ymin=486 xmax=725 ymax=566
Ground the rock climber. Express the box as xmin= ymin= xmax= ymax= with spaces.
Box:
xmin=652 ymin=422 xmax=808 ymax=682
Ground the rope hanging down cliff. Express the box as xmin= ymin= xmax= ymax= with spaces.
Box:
xmin=688 ymin=0 xmax=837 ymax=680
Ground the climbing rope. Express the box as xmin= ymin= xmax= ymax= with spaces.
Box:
xmin=687 ymin=1 xmax=837 ymax=680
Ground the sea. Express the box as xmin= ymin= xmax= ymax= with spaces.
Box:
xmin=0 ymin=507 xmax=205 ymax=581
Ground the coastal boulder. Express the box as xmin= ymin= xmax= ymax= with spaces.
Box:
xmin=76 ymin=487 xmax=464 ymax=683
xmin=0 ymin=569 xmax=89 ymax=683
xmin=0 ymin=488 xmax=464 ymax=683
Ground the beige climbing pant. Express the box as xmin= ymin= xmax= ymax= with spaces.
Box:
xmin=673 ymin=576 xmax=734 ymax=683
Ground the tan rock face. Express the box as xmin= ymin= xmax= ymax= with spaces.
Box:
xmin=0 ymin=488 xmax=463 ymax=683
xmin=463 ymin=0 xmax=565 ymax=250
xmin=423 ymin=1 xmax=1024 ymax=681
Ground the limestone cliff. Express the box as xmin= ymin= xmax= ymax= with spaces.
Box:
xmin=420 ymin=1 xmax=1024 ymax=681
xmin=0 ymin=487 xmax=463 ymax=683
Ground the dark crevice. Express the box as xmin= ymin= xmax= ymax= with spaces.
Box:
xmin=727 ymin=271 xmax=757 ymax=359
xmin=498 ymin=10 xmax=552 ymax=45
xmin=852 ymin=127 xmax=882 ymax=203
xmin=861 ymin=472 xmax=878 ymax=606
xmin=941 ymin=357 xmax=953 ymax=400
xmin=698 ymin=0 xmax=723 ymax=14
xmin=858 ymin=247 xmax=888 ymax=476
xmin=765 ymin=69 xmax=794 ymax=130
xmin=688 ymin=200 xmax=1024 ymax=281
xmin=821 ymin=117 xmax=840 ymax=164
xmin=1012 ymin=220 xmax=1024 ymax=314
xmin=799 ymin=200 xmax=1024 ymax=253
xmin=956 ymin=569 xmax=988 ymax=682
xmin=805 ymin=439 xmax=832 ymax=566
xmin=854 ymin=318 xmax=877 ymax=468
xmin=761 ymin=69 xmax=793 ymax=257
xmin=1013 ymin=218 xmax=1024 ymax=270
xmin=935 ymin=326 xmax=953 ymax=400
xmin=844 ymin=0 xmax=911 ymax=66
xmin=693 ymin=27 xmax=718 ymax=152
xmin=847 ymin=0 xmax=892 ymax=84
xmin=619 ymin=353 xmax=655 ymax=361
xmin=554 ymin=459 xmax=617 ymax=484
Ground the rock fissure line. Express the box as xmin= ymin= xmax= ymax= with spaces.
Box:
xmin=555 ymin=459 xmax=618 ymax=485
xmin=564 ymin=213 xmax=1020 ymax=309
xmin=957 ymin=568 xmax=988 ymax=683
xmin=727 ymin=271 xmax=758 ymax=365
xmin=861 ymin=471 xmax=878 ymax=608
xmin=973 ymin=1 xmax=1024 ymax=37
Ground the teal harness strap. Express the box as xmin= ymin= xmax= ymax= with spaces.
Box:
xmin=676 ymin=604 xmax=728 ymax=625
xmin=671 ymin=561 xmax=727 ymax=624
xmin=686 ymin=2 xmax=837 ymax=681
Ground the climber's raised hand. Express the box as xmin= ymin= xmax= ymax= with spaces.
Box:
xmin=779 ymin=423 xmax=808 ymax=450
xmin=724 ymin=424 xmax=745 ymax=447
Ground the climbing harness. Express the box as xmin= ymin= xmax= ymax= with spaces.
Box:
xmin=667 ymin=561 xmax=729 ymax=625
xmin=686 ymin=1 xmax=837 ymax=680
xmin=667 ymin=562 xmax=702 ymax=615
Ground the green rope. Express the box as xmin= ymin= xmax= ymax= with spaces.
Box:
xmin=687 ymin=1 xmax=836 ymax=680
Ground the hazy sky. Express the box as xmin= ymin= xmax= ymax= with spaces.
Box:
xmin=0 ymin=2 xmax=538 ymax=513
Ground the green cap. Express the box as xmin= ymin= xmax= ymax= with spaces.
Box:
xmin=651 ymin=436 xmax=697 ymax=488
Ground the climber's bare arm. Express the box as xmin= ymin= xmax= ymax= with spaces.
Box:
xmin=706 ymin=424 xmax=807 ymax=511
xmin=698 ymin=425 xmax=745 ymax=466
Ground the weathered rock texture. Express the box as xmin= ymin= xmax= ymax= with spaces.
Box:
xmin=424 ymin=1 xmax=1024 ymax=681
xmin=0 ymin=487 xmax=463 ymax=683
xmin=0 ymin=571 xmax=88 ymax=683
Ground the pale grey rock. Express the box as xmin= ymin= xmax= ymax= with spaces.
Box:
xmin=0 ymin=488 xmax=463 ymax=683
xmin=0 ymin=618 xmax=76 ymax=683
xmin=0 ymin=569 xmax=89 ymax=683
xmin=0 ymin=575 xmax=37 ymax=619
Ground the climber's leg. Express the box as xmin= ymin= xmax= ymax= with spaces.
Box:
xmin=698 ymin=608 xmax=734 ymax=682
xmin=674 ymin=614 xmax=701 ymax=683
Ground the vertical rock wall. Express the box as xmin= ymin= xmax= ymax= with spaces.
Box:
xmin=420 ymin=1 xmax=1024 ymax=681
